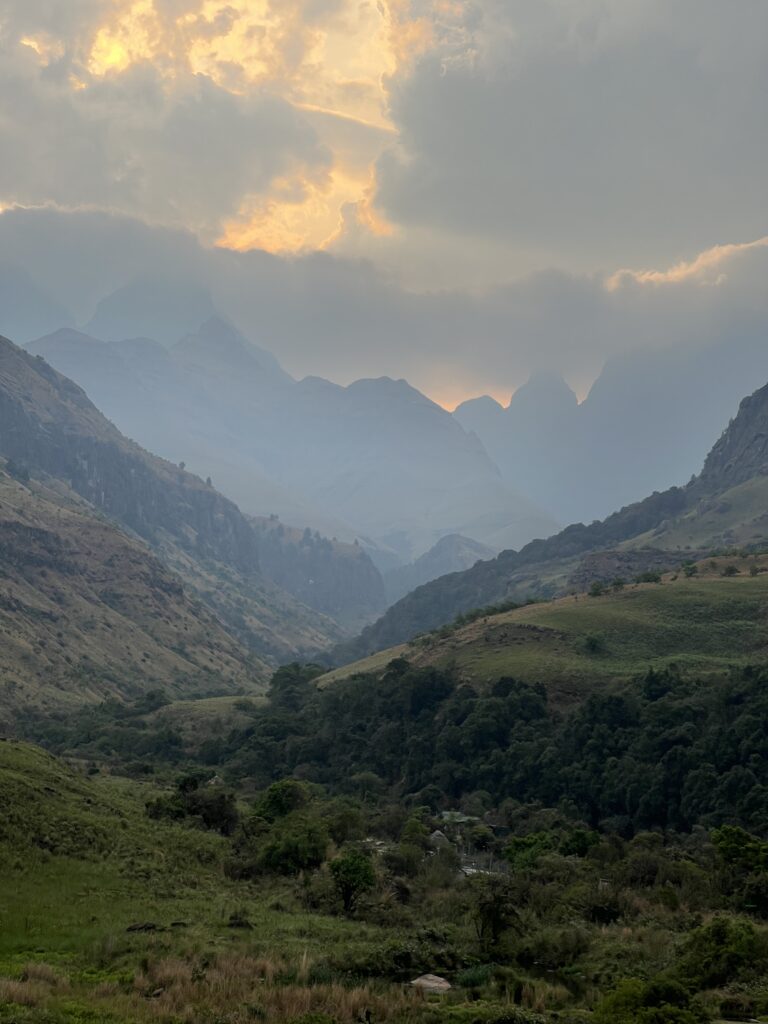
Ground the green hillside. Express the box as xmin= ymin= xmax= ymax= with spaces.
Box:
xmin=323 ymin=555 xmax=768 ymax=698
xmin=629 ymin=475 xmax=768 ymax=551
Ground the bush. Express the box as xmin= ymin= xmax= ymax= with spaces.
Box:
xmin=257 ymin=815 xmax=329 ymax=875
xmin=256 ymin=779 xmax=312 ymax=821
xmin=675 ymin=916 xmax=768 ymax=989
xmin=330 ymin=849 xmax=376 ymax=913
xmin=635 ymin=571 xmax=663 ymax=584
xmin=593 ymin=978 xmax=706 ymax=1024
xmin=583 ymin=634 xmax=605 ymax=654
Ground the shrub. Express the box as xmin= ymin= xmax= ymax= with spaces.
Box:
xmin=593 ymin=978 xmax=706 ymax=1024
xmin=583 ymin=634 xmax=605 ymax=654
xmin=330 ymin=849 xmax=376 ymax=913
xmin=258 ymin=816 xmax=330 ymax=875
xmin=675 ymin=916 xmax=768 ymax=989
xmin=635 ymin=571 xmax=663 ymax=584
xmin=257 ymin=780 xmax=312 ymax=821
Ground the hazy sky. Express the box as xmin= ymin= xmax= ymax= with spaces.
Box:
xmin=0 ymin=1 xmax=766 ymax=405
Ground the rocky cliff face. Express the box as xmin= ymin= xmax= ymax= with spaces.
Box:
xmin=698 ymin=382 xmax=768 ymax=492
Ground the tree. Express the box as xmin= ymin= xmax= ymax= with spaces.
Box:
xmin=257 ymin=779 xmax=312 ymax=821
xmin=258 ymin=816 xmax=329 ymax=875
xmin=468 ymin=876 xmax=522 ymax=954
xmin=330 ymin=849 xmax=376 ymax=914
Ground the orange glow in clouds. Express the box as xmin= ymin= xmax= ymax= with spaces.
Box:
xmin=81 ymin=0 xmax=437 ymax=252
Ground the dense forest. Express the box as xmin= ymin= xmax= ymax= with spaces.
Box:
xmin=32 ymin=659 xmax=768 ymax=838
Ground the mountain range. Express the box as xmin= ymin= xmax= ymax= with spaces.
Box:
xmin=27 ymin=302 xmax=556 ymax=566
xmin=456 ymin=336 xmax=768 ymax=525
xmin=337 ymin=373 xmax=768 ymax=662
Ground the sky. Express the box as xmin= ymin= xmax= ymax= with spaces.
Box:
xmin=0 ymin=0 xmax=766 ymax=406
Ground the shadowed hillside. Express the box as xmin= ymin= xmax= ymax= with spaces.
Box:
xmin=0 ymin=334 xmax=355 ymax=715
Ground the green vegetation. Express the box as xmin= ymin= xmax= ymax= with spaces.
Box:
xmin=9 ymin=569 xmax=768 ymax=1022
xmin=326 ymin=562 xmax=768 ymax=694
xmin=7 ymin=714 xmax=768 ymax=1022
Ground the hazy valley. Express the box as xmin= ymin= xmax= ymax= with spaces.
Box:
xmin=3 ymin=6 xmax=768 ymax=1021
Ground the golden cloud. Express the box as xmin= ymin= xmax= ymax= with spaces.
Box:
xmin=60 ymin=0 xmax=438 ymax=252
xmin=607 ymin=236 xmax=768 ymax=291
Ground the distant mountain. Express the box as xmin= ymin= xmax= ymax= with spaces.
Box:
xmin=383 ymin=534 xmax=496 ymax=605
xmin=456 ymin=337 xmax=768 ymax=524
xmin=337 ymin=376 xmax=768 ymax=661
xmin=29 ymin=315 xmax=557 ymax=559
xmin=252 ymin=517 xmax=386 ymax=630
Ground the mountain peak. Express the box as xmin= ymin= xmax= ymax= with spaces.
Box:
xmin=455 ymin=395 xmax=505 ymax=415
xmin=32 ymin=327 xmax=104 ymax=347
xmin=345 ymin=376 xmax=439 ymax=409
xmin=508 ymin=370 xmax=578 ymax=414
xmin=174 ymin=316 xmax=291 ymax=383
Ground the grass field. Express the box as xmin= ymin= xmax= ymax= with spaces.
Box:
xmin=323 ymin=556 xmax=768 ymax=701
xmin=0 ymin=742 xmax=436 ymax=1024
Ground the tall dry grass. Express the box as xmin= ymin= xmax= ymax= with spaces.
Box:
xmin=97 ymin=951 xmax=427 ymax=1023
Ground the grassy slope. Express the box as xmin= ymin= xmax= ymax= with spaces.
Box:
xmin=323 ymin=556 xmax=768 ymax=702
xmin=628 ymin=474 xmax=768 ymax=551
xmin=0 ymin=742 xmax=414 ymax=1024
xmin=0 ymin=474 xmax=265 ymax=723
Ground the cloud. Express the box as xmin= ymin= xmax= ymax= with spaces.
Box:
xmin=607 ymin=237 xmax=768 ymax=289
xmin=372 ymin=0 xmax=768 ymax=275
xmin=2 ymin=206 xmax=768 ymax=408
xmin=0 ymin=0 xmax=409 ymax=249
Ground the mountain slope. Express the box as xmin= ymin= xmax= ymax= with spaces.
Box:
xmin=338 ymin=379 xmax=768 ymax=661
xmin=0 ymin=334 xmax=345 ymax=677
xmin=0 ymin=466 xmax=260 ymax=726
xmin=252 ymin=516 xmax=386 ymax=629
